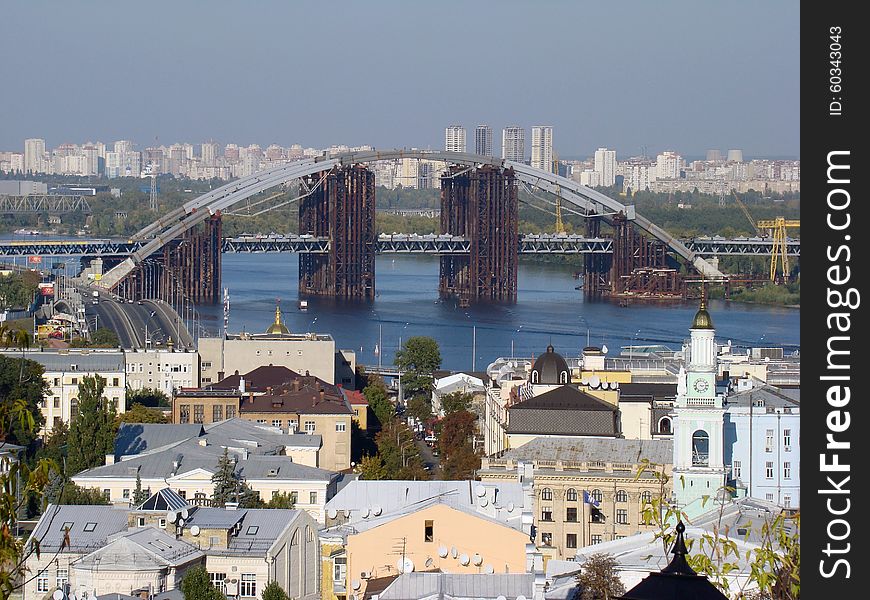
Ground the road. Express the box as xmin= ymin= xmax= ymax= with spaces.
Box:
xmin=416 ymin=437 xmax=441 ymax=477
xmin=84 ymin=292 xmax=194 ymax=350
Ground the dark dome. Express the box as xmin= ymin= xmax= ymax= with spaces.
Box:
xmin=691 ymin=299 xmax=714 ymax=330
xmin=531 ymin=345 xmax=571 ymax=385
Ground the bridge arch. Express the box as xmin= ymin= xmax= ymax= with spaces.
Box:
xmin=101 ymin=150 xmax=723 ymax=288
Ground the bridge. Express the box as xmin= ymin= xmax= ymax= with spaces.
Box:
xmin=0 ymin=233 xmax=799 ymax=257
xmin=6 ymin=150 xmax=800 ymax=303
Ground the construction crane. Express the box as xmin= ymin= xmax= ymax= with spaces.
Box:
xmin=732 ymin=191 xmax=799 ymax=282
xmin=553 ymin=152 xmax=566 ymax=234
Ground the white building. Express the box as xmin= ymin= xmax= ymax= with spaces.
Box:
xmin=593 ymin=148 xmax=616 ymax=187
xmin=622 ymin=161 xmax=656 ymax=194
xmin=125 ymin=348 xmax=200 ymax=395
xmin=502 ymin=126 xmax=525 ymax=162
xmin=475 ymin=125 xmax=493 ymax=156
xmin=2 ymin=350 xmax=127 ymax=435
xmin=531 ymin=126 xmax=554 ymax=173
xmin=445 ymin=125 xmax=467 ymax=153
xmin=579 ymin=169 xmax=601 ymax=188
xmin=655 ymin=151 xmax=683 ymax=180
xmin=24 ymin=138 xmax=45 ymax=174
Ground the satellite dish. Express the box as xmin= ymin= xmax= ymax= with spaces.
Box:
xmin=177 ymin=518 xmax=185 ymax=527
xmin=580 ymin=379 xmax=589 ymax=386
xmin=397 ymin=558 xmax=415 ymax=573
xmin=472 ymin=553 xmax=483 ymax=566
xmin=373 ymin=504 xmax=382 ymax=516
xmin=425 ymin=557 xmax=434 ymax=567
xmin=53 ymin=591 xmax=65 ymax=600
xmin=589 ymin=375 xmax=600 ymax=388
xmin=459 ymin=553 xmax=470 ymax=566
xmin=190 ymin=525 xmax=200 ymax=536
xmin=351 ymin=580 xmax=361 ymax=591
xmin=327 ymin=508 xmax=338 ymax=519
xmin=601 ymin=345 xmax=608 ymax=354
xmin=438 ymin=546 xmax=449 ymax=558
xmin=451 ymin=546 xmax=458 ymax=558
xmin=517 ymin=595 xmax=528 ymax=600
xmin=486 ymin=566 xmax=496 ymax=575
xmin=361 ymin=508 xmax=370 ymax=518
xmin=181 ymin=508 xmax=190 ymax=520
xmin=479 ymin=497 xmax=488 ymax=507
xmin=344 ymin=509 xmax=351 ymax=517
xmin=475 ymin=485 xmax=486 ymax=497
xmin=507 ymin=501 xmax=515 ymax=512
xmin=167 ymin=510 xmax=177 ymax=523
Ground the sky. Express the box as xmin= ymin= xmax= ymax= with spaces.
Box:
xmin=0 ymin=0 xmax=799 ymax=159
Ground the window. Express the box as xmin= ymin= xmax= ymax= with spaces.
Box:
xmin=310 ymin=491 xmax=317 ymax=504
xmin=616 ymin=490 xmax=628 ymax=503
xmin=304 ymin=421 xmax=316 ymax=432
xmin=83 ymin=522 xmax=97 ymax=532
xmin=641 ymin=491 xmax=652 ymax=504
xmin=616 ymin=509 xmax=628 ymax=524
xmin=336 ymin=421 xmax=346 ymax=432
xmin=541 ymin=508 xmax=553 ymax=522
xmin=194 ymin=404 xmax=204 ymax=423
xmin=61 ymin=522 xmax=74 ymax=531
xmin=70 ymin=398 xmax=78 ymax=420
xmin=692 ymin=430 xmax=709 ymax=466
xmin=246 ymin=526 xmax=259 ymax=535
xmin=272 ymin=419 xmax=282 ymax=428
xmin=290 ymin=491 xmax=298 ymax=504
xmin=541 ymin=488 xmax=553 ymax=501
xmin=541 ymin=532 xmax=552 ymax=546
xmin=113 ymin=377 xmax=119 ymax=386
xmin=766 ymin=462 xmax=774 ymax=479
xmin=210 ymin=572 xmax=226 ymax=592
xmin=591 ymin=535 xmax=602 ymax=545
xmin=202 ymin=362 xmax=212 ymax=369
xmin=733 ymin=460 xmax=742 ymax=479
xmin=591 ymin=508 xmax=605 ymax=523
xmin=591 ymin=489 xmax=602 ymax=504
xmin=53 ymin=397 xmax=60 ymax=408
xmin=180 ymin=405 xmax=190 ymax=423
xmin=783 ymin=462 xmax=791 ymax=479
xmin=137 ymin=517 xmax=146 ymax=527
xmin=566 ymin=534 xmax=577 ymax=549
xmin=213 ymin=405 xmax=224 ymax=422
xmin=56 ymin=568 xmax=68 ymax=589
xmin=226 ymin=406 xmax=236 ymax=419
xmin=765 ymin=429 xmax=774 ymax=453
xmin=37 ymin=576 xmax=49 ymax=593
xmin=566 ymin=507 xmax=577 ymax=522
xmin=783 ymin=495 xmax=792 ymax=508
xmin=53 ymin=377 xmax=60 ymax=386
xmin=159 ymin=518 xmax=166 ymax=529
xmin=658 ymin=416 xmax=672 ymax=434
xmin=256 ymin=419 xmax=267 ymax=424
xmin=178 ymin=490 xmax=186 ymax=499
xmin=566 ymin=488 xmax=578 ymax=502
xmin=424 ymin=520 xmax=434 ymax=542
xmin=103 ymin=489 xmax=111 ymax=501
xmin=122 ymin=489 xmax=130 ymax=499
xmin=333 ymin=557 xmax=347 ymax=582
xmin=71 ymin=377 xmax=78 ymax=385
xmin=766 ymin=493 xmax=774 ymax=501
xmin=240 ymin=574 xmax=256 ymax=597
xmin=783 ymin=429 xmax=792 ymax=450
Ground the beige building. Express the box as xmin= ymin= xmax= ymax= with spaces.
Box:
xmin=125 ymin=347 xmax=200 ymax=394
xmin=478 ymin=437 xmax=673 ymax=559
xmin=4 ymin=349 xmax=126 ymax=435
xmin=197 ymin=305 xmax=356 ymax=388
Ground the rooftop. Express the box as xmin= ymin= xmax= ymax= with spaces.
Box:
xmin=495 ymin=437 xmax=673 ymax=466
xmin=3 ymin=349 xmax=125 ymax=373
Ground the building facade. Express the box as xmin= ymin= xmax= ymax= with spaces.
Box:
xmin=502 ymin=127 xmax=525 ymax=162
xmin=593 ymin=148 xmax=616 ymax=187
xmin=475 ymin=125 xmax=493 ymax=156
xmin=530 ymin=126 xmax=554 ymax=173
xmin=125 ymin=348 xmax=200 ymax=395
xmin=445 ymin=125 xmax=467 ymax=153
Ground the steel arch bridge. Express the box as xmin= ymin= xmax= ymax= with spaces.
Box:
xmin=99 ymin=150 xmax=725 ymax=290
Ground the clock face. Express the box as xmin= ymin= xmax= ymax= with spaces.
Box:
xmin=693 ymin=378 xmax=710 ymax=393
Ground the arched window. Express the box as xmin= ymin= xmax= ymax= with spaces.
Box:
xmin=591 ymin=489 xmax=602 ymax=504
xmin=616 ymin=490 xmax=628 ymax=503
xmin=658 ymin=416 xmax=672 ymax=434
xmin=531 ymin=371 xmax=539 ymax=384
xmin=541 ymin=488 xmax=553 ymax=501
xmin=559 ymin=370 xmax=568 ymax=384
xmin=566 ymin=488 xmax=578 ymax=502
xmin=70 ymin=398 xmax=79 ymax=421
xmin=692 ymin=430 xmax=710 ymax=466
xmin=641 ymin=491 xmax=652 ymax=504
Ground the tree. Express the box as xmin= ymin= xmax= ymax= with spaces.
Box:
xmin=440 ymin=444 xmax=480 ymax=480
xmin=262 ymin=581 xmax=289 ymax=600
xmin=125 ymin=387 xmax=171 ymax=409
xmin=395 ymin=337 xmax=441 ymax=399
xmin=58 ymin=482 xmax=110 ymax=505
xmin=440 ymin=391 xmax=473 ymax=416
xmin=181 ymin=565 xmax=226 ymax=600
xmin=118 ymin=402 xmax=168 ymax=424
xmin=576 ymin=553 xmax=625 ymax=600
xmin=132 ymin=472 xmax=148 ymax=506
xmin=358 ymin=454 xmax=388 ymax=480
xmin=67 ymin=375 xmax=117 ymax=475
xmin=211 ymin=448 xmax=240 ymax=507
xmin=438 ymin=410 xmax=476 ymax=455
xmin=90 ymin=327 xmax=120 ymax=347
xmin=406 ymin=395 xmax=433 ymax=422
xmin=363 ymin=376 xmax=394 ymax=429
xmin=0 ymin=354 xmax=48 ymax=449
xmin=266 ymin=492 xmax=296 ymax=509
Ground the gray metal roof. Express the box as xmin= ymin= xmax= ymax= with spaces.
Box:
xmin=378 ymin=573 xmax=535 ymax=600
xmin=499 ymin=437 xmax=673 ymax=466
xmin=726 ymin=384 xmax=800 ymax=409
xmin=116 ymin=423 xmax=204 ymax=457
xmin=4 ymin=350 xmax=125 ymax=373
xmin=28 ymin=504 xmax=131 ymax=552
xmin=183 ymin=508 xmax=304 ymax=555
xmin=74 ymin=527 xmax=203 ymax=571
xmin=507 ymin=408 xmax=619 ymax=436
xmin=137 ymin=487 xmax=190 ymax=511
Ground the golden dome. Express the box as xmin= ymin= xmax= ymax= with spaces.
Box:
xmin=691 ymin=299 xmax=714 ymax=330
xmin=266 ymin=303 xmax=290 ymax=335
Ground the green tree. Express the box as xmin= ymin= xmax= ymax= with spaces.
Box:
xmin=118 ymin=402 xmax=168 ymax=424
xmin=125 ymin=387 xmax=171 ymax=409
xmin=440 ymin=391 xmax=473 ymax=416
xmin=132 ymin=472 xmax=148 ymax=506
xmin=266 ymin=492 xmax=296 ymax=509
xmin=438 ymin=410 xmax=476 ymax=455
xmin=363 ymin=376 xmax=394 ymax=428
xmin=36 ymin=422 xmax=68 ymax=469
xmin=0 ymin=354 xmax=47 ymax=449
xmin=67 ymin=375 xmax=117 ymax=475
xmin=395 ymin=337 xmax=441 ymax=399
xmin=440 ymin=444 xmax=480 ymax=480
xmin=357 ymin=454 xmax=388 ymax=480
xmin=91 ymin=327 xmax=120 ymax=346
xmin=262 ymin=581 xmax=290 ymax=600
xmin=181 ymin=565 xmax=226 ymax=600
xmin=211 ymin=448 xmax=239 ymax=507
xmin=59 ymin=482 xmax=110 ymax=505
xmin=575 ymin=553 xmax=625 ymax=600
xmin=406 ymin=395 xmax=433 ymax=422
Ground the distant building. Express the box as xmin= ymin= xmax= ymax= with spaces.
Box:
xmin=502 ymin=127 xmax=525 ymax=162
xmin=445 ymin=125 xmax=467 ymax=153
xmin=593 ymin=148 xmax=616 ymax=187
xmin=24 ymin=138 xmax=45 ymax=173
xmin=125 ymin=348 xmax=200 ymax=395
xmin=655 ymin=151 xmax=683 ymax=179
xmin=531 ymin=126 xmax=554 ymax=173
xmin=475 ymin=125 xmax=493 ymax=156
xmin=726 ymin=149 xmax=744 ymax=163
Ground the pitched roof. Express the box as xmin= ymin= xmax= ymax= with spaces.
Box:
xmin=498 ymin=437 xmax=673 ymax=466
xmin=73 ymin=527 xmax=203 ymax=571
xmin=240 ymin=376 xmax=353 ymax=415
xmin=28 ymin=504 xmax=130 ymax=552
xmin=115 ymin=423 xmax=204 ymax=457
xmin=182 ymin=508 xmax=305 ymax=555
xmin=618 ymin=383 xmax=678 ymax=401
xmin=4 ymin=350 xmax=125 ymax=373
xmin=379 ymin=573 xmax=535 ymax=600
xmin=209 ymin=365 xmax=302 ymax=392
xmin=726 ymin=384 xmax=801 ymax=409
xmin=137 ymin=488 xmax=190 ymax=511
xmin=511 ymin=385 xmax=615 ymax=411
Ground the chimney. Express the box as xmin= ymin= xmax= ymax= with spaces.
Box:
xmin=249 ymin=391 xmax=255 ymax=404
xmin=240 ymin=376 xmax=246 ymax=394
xmin=293 ymin=379 xmax=301 ymax=391
xmin=319 ymin=389 xmax=325 ymax=401
xmin=105 ymin=454 xmax=115 ymax=466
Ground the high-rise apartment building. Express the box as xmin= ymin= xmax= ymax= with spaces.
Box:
xmin=593 ymin=148 xmax=617 ymax=187
xmin=475 ymin=125 xmax=493 ymax=157
xmin=445 ymin=125 xmax=466 ymax=153
xmin=502 ymin=127 xmax=525 ymax=162
xmin=201 ymin=142 xmax=220 ymax=166
xmin=24 ymin=138 xmax=45 ymax=174
xmin=656 ymin=151 xmax=683 ymax=179
xmin=531 ymin=126 xmax=554 ymax=173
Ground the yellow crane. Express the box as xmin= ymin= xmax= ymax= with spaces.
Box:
xmin=553 ymin=152 xmax=566 ymax=234
xmin=731 ymin=191 xmax=799 ymax=282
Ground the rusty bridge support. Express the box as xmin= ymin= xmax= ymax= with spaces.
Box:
xmin=298 ymin=165 xmax=376 ymax=299
xmin=439 ymin=165 xmax=518 ymax=302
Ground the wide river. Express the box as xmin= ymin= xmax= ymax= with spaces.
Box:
xmin=193 ymin=254 xmax=799 ymax=371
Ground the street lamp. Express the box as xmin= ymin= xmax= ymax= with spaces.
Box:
xmin=579 ymin=316 xmax=591 ymax=348
xmin=630 ymin=329 xmax=641 ymax=360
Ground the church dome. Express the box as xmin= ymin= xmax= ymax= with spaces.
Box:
xmin=531 ymin=345 xmax=571 ymax=385
xmin=691 ymin=299 xmax=714 ymax=330
xmin=265 ymin=303 xmax=290 ymax=335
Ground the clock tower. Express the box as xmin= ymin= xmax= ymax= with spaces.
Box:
xmin=672 ymin=299 xmax=726 ymax=518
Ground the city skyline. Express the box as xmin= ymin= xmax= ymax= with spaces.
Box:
xmin=0 ymin=1 xmax=799 ymax=157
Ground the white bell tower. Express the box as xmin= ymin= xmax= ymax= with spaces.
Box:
xmin=672 ymin=299 xmax=726 ymax=518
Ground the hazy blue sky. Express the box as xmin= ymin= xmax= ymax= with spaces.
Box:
xmin=1 ymin=0 xmax=799 ymax=158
